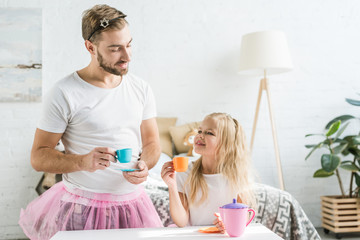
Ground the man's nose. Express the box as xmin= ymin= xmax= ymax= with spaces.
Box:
xmin=121 ymin=48 xmax=131 ymax=62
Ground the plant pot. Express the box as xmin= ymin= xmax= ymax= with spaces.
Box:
xmin=321 ymin=195 xmax=360 ymax=234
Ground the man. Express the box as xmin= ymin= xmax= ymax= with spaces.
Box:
xmin=19 ymin=4 xmax=162 ymax=240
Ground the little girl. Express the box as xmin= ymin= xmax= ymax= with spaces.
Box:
xmin=161 ymin=113 xmax=256 ymax=231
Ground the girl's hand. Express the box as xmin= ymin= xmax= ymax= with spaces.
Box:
xmin=213 ymin=212 xmax=225 ymax=234
xmin=161 ymin=161 xmax=177 ymax=188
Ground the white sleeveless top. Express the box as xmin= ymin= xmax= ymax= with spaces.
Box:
xmin=176 ymin=162 xmax=237 ymax=225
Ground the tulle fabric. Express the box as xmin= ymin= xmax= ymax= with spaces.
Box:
xmin=19 ymin=181 xmax=163 ymax=240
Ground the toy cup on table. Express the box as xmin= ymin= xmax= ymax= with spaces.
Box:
xmin=115 ymin=148 xmax=132 ymax=163
xmin=173 ymin=156 xmax=189 ymax=172
xmin=219 ymin=199 xmax=256 ymax=237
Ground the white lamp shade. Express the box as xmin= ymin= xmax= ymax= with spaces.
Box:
xmin=238 ymin=30 xmax=293 ymax=76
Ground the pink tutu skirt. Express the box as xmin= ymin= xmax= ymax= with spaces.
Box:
xmin=19 ymin=181 xmax=163 ymax=240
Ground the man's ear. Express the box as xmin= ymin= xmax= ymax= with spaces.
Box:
xmin=85 ymin=40 xmax=96 ymax=55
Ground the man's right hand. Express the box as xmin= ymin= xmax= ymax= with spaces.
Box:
xmin=80 ymin=147 xmax=116 ymax=172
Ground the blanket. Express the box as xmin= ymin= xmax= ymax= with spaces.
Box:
xmin=144 ymin=175 xmax=320 ymax=240
xmin=254 ymin=183 xmax=320 ymax=240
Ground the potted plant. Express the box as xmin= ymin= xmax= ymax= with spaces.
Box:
xmin=305 ymin=97 xmax=360 ymax=237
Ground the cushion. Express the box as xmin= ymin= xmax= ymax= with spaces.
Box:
xmin=169 ymin=121 xmax=201 ymax=154
xmin=156 ymin=117 xmax=177 ymax=157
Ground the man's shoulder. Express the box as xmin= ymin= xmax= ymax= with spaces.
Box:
xmin=45 ymin=72 xmax=81 ymax=101
xmin=52 ymin=72 xmax=88 ymax=94
xmin=51 ymin=72 xmax=77 ymax=91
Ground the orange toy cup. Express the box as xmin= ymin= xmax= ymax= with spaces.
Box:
xmin=173 ymin=157 xmax=189 ymax=172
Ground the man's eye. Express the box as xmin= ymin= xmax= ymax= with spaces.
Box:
xmin=110 ymin=48 xmax=122 ymax=52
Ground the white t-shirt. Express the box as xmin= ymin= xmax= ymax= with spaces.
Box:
xmin=176 ymin=162 xmax=237 ymax=226
xmin=38 ymin=72 xmax=156 ymax=194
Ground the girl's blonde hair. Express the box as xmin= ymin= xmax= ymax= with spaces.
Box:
xmin=185 ymin=113 xmax=257 ymax=209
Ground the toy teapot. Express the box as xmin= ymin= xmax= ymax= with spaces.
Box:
xmin=219 ymin=199 xmax=256 ymax=237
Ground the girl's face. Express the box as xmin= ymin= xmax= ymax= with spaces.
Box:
xmin=194 ymin=117 xmax=218 ymax=157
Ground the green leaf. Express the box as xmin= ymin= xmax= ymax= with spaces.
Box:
xmin=325 ymin=115 xmax=355 ymax=129
xmin=323 ymin=138 xmax=343 ymax=145
xmin=346 ymin=98 xmax=360 ymax=106
xmin=340 ymin=162 xmax=359 ymax=171
xmin=343 ymin=136 xmax=358 ymax=146
xmin=305 ymin=133 xmax=324 ymax=138
xmin=305 ymin=142 xmax=323 ymax=160
xmin=305 ymin=144 xmax=317 ymax=148
xmin=321 ymin=154 xmax=341 ymax=172
xmin=335 ymin=122 xmax=350 ymax=139
xmin=348 ymin=148 xmax=360 ymax=158
xmin=342 ymin=148 xmax=350 ymax=156
xmin=353 ymin=136 xmax=360 ymax=145
xmin=313 ymin=169 xmax=334 ymax=177
xmin=333 ymin=143 xmax=348 ymax=154
xmin=326 ymin=121 xmax=341 ymax=137
xmin=355 ymin=173 xmax=360 ymax=187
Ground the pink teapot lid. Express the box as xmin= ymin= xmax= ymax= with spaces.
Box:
xmin=221 ymin=198 xmax=248 ymax=209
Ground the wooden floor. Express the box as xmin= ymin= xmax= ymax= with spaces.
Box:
xmin=316 ymin=227 xmax=360 ymax=239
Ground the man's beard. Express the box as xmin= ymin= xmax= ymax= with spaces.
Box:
xmin=97 ymin=50 xmax=129 ymax=76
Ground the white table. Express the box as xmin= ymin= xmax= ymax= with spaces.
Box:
xmin=50 ymin=223 xmax=283 ymax=240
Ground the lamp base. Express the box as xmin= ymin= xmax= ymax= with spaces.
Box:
xmin=250 ymin=77 xmax=285 ymax=190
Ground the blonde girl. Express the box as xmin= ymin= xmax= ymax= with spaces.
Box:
xmin=161 ymin=112 xmax=256 ymax=231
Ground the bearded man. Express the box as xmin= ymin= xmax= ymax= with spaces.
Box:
xmin=19 ymin=4 xmax=162 ymax=240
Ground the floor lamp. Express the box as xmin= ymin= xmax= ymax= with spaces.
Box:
xmin=238 ymin=31 xmax=293 ymax=190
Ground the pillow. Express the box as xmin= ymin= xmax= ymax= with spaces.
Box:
xmin=156 ymin=117 xmax=177 ymax=157
xmin=169 ymin=121 xmax=201 ymax=154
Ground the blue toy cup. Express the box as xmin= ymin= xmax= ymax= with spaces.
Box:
xmin=115 ymin=148 xmax=132 ymax=163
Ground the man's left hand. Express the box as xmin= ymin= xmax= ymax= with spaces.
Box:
xmin=122 ymin=160 xmax=148 ymax=184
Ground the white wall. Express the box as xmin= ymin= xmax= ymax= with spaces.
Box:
xmin=1 ymin=0 xmax=360 ymax=238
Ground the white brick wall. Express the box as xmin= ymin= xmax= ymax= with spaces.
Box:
xmin=0 ymin=103 xmax=41 ymax=239
xmin=1 ymin=0 xmax=360 ymax=238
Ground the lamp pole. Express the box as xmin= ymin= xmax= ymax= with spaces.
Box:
xmin=250 ymin=70 xmax=285 ymax=190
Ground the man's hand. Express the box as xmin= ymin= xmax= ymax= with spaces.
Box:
xmin=123 ymin=160 xmax=149 ymax=184
xmin=80 ymin=147 xmax=116 ymax=172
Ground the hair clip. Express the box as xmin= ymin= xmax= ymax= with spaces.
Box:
xmin=87 ymin=15 xmax=127 ymax=41
xmin=100 ymin=18 xmax=110 ymax=28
